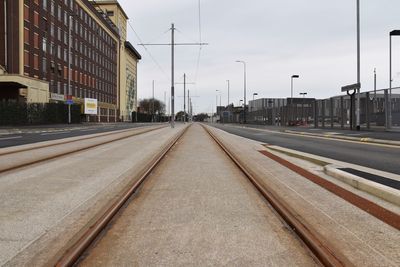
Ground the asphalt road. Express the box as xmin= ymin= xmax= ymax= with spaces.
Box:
xmin=211 ymin=124 xmax=400 ymax=175
xmin=0 ymin=123 xmax=165 ymax=148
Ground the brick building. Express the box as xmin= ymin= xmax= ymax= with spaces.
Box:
xmin=0 ymin=0 xmax=139 ymax=122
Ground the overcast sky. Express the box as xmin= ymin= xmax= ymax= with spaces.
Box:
xmin=118 ymin=0 xmax=400 ymax=114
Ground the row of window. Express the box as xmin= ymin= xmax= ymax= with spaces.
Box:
xmin=49 ymin=80 xmax=116 ymax=104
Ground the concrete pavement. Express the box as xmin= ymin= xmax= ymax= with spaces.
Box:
xmin=80 ymin=124 xmax=317 ymax=266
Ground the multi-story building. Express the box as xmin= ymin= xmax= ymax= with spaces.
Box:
xmin=91 ymin=0 xmax=141 ymax=121
xmin=0 ymin=0 xmax=140 ymax=122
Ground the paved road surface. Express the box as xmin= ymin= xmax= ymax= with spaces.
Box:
xmin=0 ymin=123 xmax=165 ymax=148
xmin=211 ymin=124 xmax=400 ymax=175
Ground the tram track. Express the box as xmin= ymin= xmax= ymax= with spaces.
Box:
xmin=51 ymin=123 xmax=354 ymax=267
xmin=0 ymin=125 xmax=167 ymax=174
xmin=201 ymin=124 xmax=351 ymax=267
xmin=54 ymin=124 xmax=191 ymax=267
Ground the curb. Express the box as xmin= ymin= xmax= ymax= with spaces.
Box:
xmin=324 ymin=165 xmax=400 ymax=206
xmin=284 ymin=130 xmax=400 ymax=147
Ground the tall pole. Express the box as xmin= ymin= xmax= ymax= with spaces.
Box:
xmin=152 ymin=80 xmax=155 ymax=122
xmin=356 ymin=0 xmax=361 ymax=130
xmin=227 ymin=80 xmax=230 ymax=106
xmin=389 ymin=35 xmax=392 ymax=128
xmin=68 ymin=16 xmax=72 ymax=124
xmin=164 ymin=91 xmax=166 ymax=115
xmin=188 ymin=90 xmax=190 ymax=122
xmin=216 ymin=91 xmax=218 ymax=123
xmin=171 ymin=23 xmax=175 ymax=127
xmin=183 ymin=73 xmax=186 ymax=123
xmin=236 ymin=61 xmax=247 ymax=123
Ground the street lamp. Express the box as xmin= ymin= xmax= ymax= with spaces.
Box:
xmin=236 ymin=60 xmax=247 ymax=123
xmin=226 ymin=80 xmax=230 ymax=106
xmin=290 ymin=75 xmax=300 ymax=125
xmin=389 ymin=30 xmax=400 ymax=128
xmin=291 ymin=75 xmax=300 ymax=99
xmin=300 ymin=92 xmax=307 ymax=123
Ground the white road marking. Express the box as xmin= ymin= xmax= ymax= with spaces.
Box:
xmin=0 ymin=136 xmax=23 ymax=141
xmin=40 ymin=131 xmax=71 ymax=136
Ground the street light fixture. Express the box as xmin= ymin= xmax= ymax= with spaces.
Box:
xmin=300 ymin=92 xmax=307 ymax=123
xmin=291 ymin=75 xmax=300 ymax=99
xmin=226 ymin=80 xmax=230 ymax=106
xmin=236 ymin=60 xmax=247 ymax=123
xmin=389 ymin=30 xmax=400 ymax=128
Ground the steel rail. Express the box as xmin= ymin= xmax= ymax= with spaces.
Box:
xmin=201 ymin=124 xmax=353 ymax=267
xmin=55 ymin=125 xmax=190 ymax=267
xmin=0 ymin=125 xmax=167 ymax=174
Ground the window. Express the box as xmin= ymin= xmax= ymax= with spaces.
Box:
xmin=42 ymin=58 xmax=47 ymax=73
xmin=34 ymin=11 xmax=39 ymax=27
xmin=50 ymin=23 xmax=54 ymax=37
xmin=34 ymin=0 xmax=39 ymax=5
xmin=24 ymin=28 xmax=29 ymax=44
xmin=24 ymin=50 xmax=29 ymax=66
xmin=58 ymin=5 xmax=62 ymax=21
xmin=57 ymin=45 xmax=61 ymax=59
xmin=33 ymin=54 xmax=39 ymax=70
xmin=34 ymin=33 xmax=39 ymax=49
xmin=43 ymin=0 xmax=47 ymax=11
xmin=106 ymin=10 xmax=114 ymax=17
xmin=42 ymin=37 xmax=47 ymax=52
xmin=50 ymin=1 xmax=55 ymax=16
xmin=24 ymin=5 xmax=29 ymax=21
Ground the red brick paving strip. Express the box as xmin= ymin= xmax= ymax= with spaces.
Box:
xmin=259 ymin=150 xmax=400 ymax=230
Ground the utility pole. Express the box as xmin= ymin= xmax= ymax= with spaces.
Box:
xmin=356 ymin=0 xmax=361 ymax=130
xmin=152 ymin=80 xmax=155 ymax=122
xmin=67 ymin=16 xmax=72 ymax=124
xmin=164 ymin=91 xmax=167 ymax=115
xmin=138 ymin=23 xmax=208 ymax=128
xmin=188 ymin=89 xmax=190 ymax=122
xmin=227 ymin=80 xmax=230 ymax=106
xmin=183 ymin=74 xmax=186 ymax=123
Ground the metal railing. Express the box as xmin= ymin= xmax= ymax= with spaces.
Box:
xmin=246 ymin=87 xmax=400 ymax=130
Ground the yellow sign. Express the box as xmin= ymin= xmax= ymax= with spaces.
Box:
xmin=84 ymin=98 xmax=98 ymax=115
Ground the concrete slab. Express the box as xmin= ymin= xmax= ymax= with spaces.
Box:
xmin=1 ymin=125 xmax=184 ymax=266
xmin=79 ymin=124 xmax=318 ymax=266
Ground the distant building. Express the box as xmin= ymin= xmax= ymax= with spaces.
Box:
xmin=91 ymin=0 xmax=141 ymax=122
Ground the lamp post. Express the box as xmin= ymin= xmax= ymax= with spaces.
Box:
xmin=290 ymin=75 xmax=300 ymax=124
xmin=300 ymin=92 xmax=307 ymax=123
xmin=356 ymin=0 xmax=361 ymax=131
xmin=389 ymin=30 xmax=400 ymax=129
xmin=226 ymin=80 xmax=230 ymax=106
xmin=236 ymin=60 xmax=247 ymax=123
xmin=216 ymin=90 xmax=219 ymax=123
xmin=251 ymin=92 xmax=258 ymax=123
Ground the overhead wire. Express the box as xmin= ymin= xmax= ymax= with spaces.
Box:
xmin=127 ymin=20 xmax=170 ymax=81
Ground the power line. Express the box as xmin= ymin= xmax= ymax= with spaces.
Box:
xmin=127 ymin=21 xmax=170 ymax=81
xmin=194 ymin=0 xmax=203 ymax=86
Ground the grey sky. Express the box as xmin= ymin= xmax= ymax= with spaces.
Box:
xmin=119 ymin=0 xmax=400 ymax=114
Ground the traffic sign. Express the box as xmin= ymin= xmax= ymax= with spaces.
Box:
xmin=341 ymin=83 xmax=361 ymax=92
xmin=66 ymin=100 xmax=74 ymax=105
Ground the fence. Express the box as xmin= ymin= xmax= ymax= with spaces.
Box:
xmin=0 ymin=102 xmax=81 ymax=125
xmin=247 ymin=87 xmax=400 ymax=130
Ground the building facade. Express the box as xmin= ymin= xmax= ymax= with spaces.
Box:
xmin=91 ymin=0 xmax=141 ymax=122
xmin=0 ymin=0 xmax=139 ymax=122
